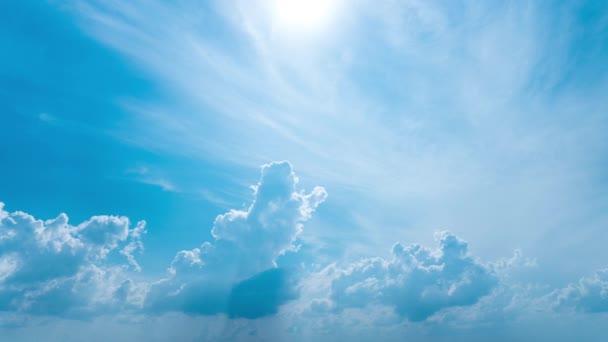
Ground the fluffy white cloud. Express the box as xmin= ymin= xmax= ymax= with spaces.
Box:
xmin=324 ymin=231 xmax=498 ymax=321
xmin=144 ymin=161 xmax=327 ymax=317
xmin=4 ymin=159 xmax=607 ymax=341
xmin=0 ymin=161 xmax=327 ymax=320
xmin=0 ymin=203 xmax=146 ymax=316
xmin=209 ymin=161 xmax=327 ymax=278
xmin=557 ymin=269 xmax=608 ymax=313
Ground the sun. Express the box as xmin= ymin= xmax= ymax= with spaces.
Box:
xmin=273 ymin=0 xmax=338 ymax=33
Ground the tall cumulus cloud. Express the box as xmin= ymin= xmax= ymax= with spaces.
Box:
xmin=143 ymin=161 xmax=327 ymax=318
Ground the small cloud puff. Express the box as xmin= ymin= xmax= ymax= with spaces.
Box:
xmin=325 ymin=231 xmax=497 ymax=321
xmin=557 ymin=269 xmax=608 ymax=313
xmin=144 ymin=161 xmax=327 ymax=318
xmin=0 ymin=203 xmax=146 ymax=316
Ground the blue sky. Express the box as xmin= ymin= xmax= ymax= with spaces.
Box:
xmin=1 ymin=0 xmax=607 ymax=340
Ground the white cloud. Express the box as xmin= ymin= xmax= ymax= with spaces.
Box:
xmin=322 ymin=231 xmax=498 ymax=321
xmin=0 ymin=161 xmax=327 ymax=320
xmin=144 ymin=161 xmax=327 ymax=317
xmin=557 ymin=269 xmax=608 ymax=313
xmin=0 ymin=203 xmax=146 ymax=316
xmin=126 ymin=165 xmax=177 ymax=192
xmin=1 ymin=160 xmax=607 ymax=340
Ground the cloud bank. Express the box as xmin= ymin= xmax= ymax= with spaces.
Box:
xmin=1 ymin=161 xmax=607 ymax=341
xmin=557 ymin=269 xmax=608 ymax=313
xmin=0 ymin=203 xmax=145 ymax=317
xmin=321 ymin=231 xmax=497 ymax=321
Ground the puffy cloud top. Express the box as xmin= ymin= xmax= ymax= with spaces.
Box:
xmin=0 ymin=203 xmax=146 ymax=316
xmin=209 ymin=161 xmax=327 ymax=278
xmin=0 ymin=162 xmax=327 ymax=320
xmin=558 ymin=269 xmax=608 ymax=313
xmin=328 ymin=231 xmax=497 ymax=321
xmin=144 ymin=161 xmax=327 ymax=317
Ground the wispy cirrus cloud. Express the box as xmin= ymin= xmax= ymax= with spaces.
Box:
xmin=69 ymin=1 xmax=608 ymax=268
xmin=3 ymin=0 xmax=608 ymax=340
xmin=126 ymin=165 xmax=176 ymax=192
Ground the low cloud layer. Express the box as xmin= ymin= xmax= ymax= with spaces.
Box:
xmin=1 ymin=161 xmax=607 ymax=341
xmin=324 ymin=231 xmax=497 ymax=321
xmin=557 ymin=269 xmax=608 ymax=313
xmin=0 ymin=203 xmax=145 ymax=316
xmin=0 ymin=161 xmax=328 ymax=320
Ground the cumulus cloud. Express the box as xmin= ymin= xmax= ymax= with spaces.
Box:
xmin=0 ymin=161 xmax=326 ymax=321
xmin=144 ymin=161 xmax=327 ymax=318
xmin=0 ymin=203 xmax=146 ymax=316
xmin=8 ymin=158 xmax=605 ymax=339
xmin=325 ymin=231 xmax=498 ymax=321
xmin=557 ymin=269 xmax=608 ymax=313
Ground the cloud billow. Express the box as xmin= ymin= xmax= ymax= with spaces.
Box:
xmin=4 ymin=160 xmax=608 ymax=340
xmin=557 ymin=269 xmax=608 ymax=313
xmin=328 ymin=231 xmax=498 ymax=321
xmin=0 ymin=203 xmax=146 ymax=316
xmin=144 ymin=161 xmax=327 ymax=318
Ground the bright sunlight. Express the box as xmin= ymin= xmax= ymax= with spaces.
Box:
xmin=273 ymin=0 xmax=338 ymax=33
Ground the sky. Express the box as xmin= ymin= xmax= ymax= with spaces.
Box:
xmin=0 ymin=0 xmax=607 ymax=341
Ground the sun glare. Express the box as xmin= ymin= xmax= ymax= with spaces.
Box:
xmin=273 ymin=0 xmax=337 ymax=33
